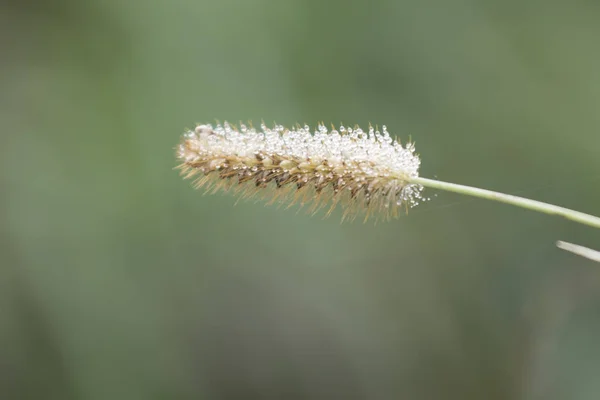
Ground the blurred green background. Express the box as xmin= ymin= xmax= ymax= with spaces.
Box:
xmin=2 ymin=0 xmax=600 ymax=399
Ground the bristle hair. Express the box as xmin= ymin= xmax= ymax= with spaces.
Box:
xmin=176 ymin=122 xmax=424 ymax=221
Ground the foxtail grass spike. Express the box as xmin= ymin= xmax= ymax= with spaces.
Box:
xmin=176 ymin=122 xmax=424 ymax=221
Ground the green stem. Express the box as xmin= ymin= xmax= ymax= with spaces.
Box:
xmin=556 ymin=241 xmax=600 ymax=262
xmin=409 ymin=176 xmax=600 ymax=229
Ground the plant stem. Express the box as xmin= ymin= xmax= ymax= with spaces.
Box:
xmin=409 ymin=176 xmax=600 ymax=229
xmin=556 ymin=241 xmax=600 ymax=262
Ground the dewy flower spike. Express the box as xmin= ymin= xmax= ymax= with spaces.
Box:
xmin=177 ymin=122 xmax=424 ymax=222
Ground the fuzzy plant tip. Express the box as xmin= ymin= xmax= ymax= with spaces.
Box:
xmin=176 ymin=122 xmax=425 ymax=221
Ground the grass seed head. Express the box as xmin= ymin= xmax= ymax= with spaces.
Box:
xmin=177 ymin=122 xmax=424 ymax=221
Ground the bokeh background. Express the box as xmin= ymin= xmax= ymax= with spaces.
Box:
xmin=2 ymin=0 xmax=600 ymax=399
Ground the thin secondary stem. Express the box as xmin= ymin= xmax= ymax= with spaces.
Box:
xmin=409 ymin=176 xmax=600 ymax=229
xmin=556 ymin=241 xmax=600 ymax=262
